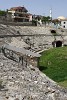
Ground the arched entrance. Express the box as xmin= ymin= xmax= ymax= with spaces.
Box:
xmin=51 ymin=30 xmax=56 ymax=33
xmin=56 ymin=41 xmax=62 ymax=47
xmin=52 ymin=40 xmax=63 ymax=47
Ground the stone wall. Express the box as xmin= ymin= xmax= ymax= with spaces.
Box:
xmin=0 ymin=24 xmax=67 ymax=50
xmin=0 ymin=53 xmax=67 ymax=100
xmin=0 ymin=24 xmax=67 ymax=99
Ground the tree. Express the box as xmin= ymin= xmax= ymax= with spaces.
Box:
xmin=42 ymin=16 xmax=51 ymax=26
xmin=0 ymin=10 xmax=6 ymax=16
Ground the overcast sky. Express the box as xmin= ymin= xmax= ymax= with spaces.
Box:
xmin=0 ymin=0 xmax=67 ymax=18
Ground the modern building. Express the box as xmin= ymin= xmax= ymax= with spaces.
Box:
xmin=8 ymin=6 xmax=32 ymax=22
xmin=61 ymin=19 xmax=67 ymax=29
xmin=57 ymin=16 xmax=67 ymax=29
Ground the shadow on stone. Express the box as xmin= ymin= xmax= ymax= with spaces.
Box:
xmin=0 ymin=84 xmax=4 ymax=91
xmin=39 ymin=66 xmax=47 ymax=71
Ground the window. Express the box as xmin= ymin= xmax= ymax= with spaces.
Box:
xmin=19 ymin=10 xmax=22 ymax=12
xmin=64 ymin=22 xmax=66 ymax=24
xmin=63 ymin=25 xmax=65 ymax=28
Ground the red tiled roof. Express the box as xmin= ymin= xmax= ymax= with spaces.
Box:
xmin=10 ymin=6 xmax=28 ymax=12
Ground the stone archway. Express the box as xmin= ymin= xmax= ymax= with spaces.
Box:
xmin=56 ymin=41 xmax=62 ymax=47
xmin=51 ymin=30 xmax=56 ymax=33
xmin=52 ymin=40 xmax=63 ymax=47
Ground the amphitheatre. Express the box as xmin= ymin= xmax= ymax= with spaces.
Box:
xmin=0 ymin=23 xmax=67 ymax=100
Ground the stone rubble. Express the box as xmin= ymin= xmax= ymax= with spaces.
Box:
xmin=0 ymin=53 xmax=67 ymax=100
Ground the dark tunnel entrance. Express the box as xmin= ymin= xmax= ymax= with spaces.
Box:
xmin=51 ymin=30 xmax=56 ymax=33
xmin=56 ymin=41 xmax=62 ymax=47
xmin=52 ymin=41 xmax=63 ymax=47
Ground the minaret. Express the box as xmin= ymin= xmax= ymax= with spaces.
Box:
xmin=50 ymin=8 xmax=52 ymax=20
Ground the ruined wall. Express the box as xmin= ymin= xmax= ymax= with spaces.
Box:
xmin=0 ymin=24 xmax=67 ymax=51
xmin=0 ymin=53 xmax=67 ymax=100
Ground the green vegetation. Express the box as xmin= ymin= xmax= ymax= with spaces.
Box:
xmin=42 ymin=16 xmax=51 ymax=24
xmin=32 ymin=20 xmax=37 ymax=26
xmin=39 ymin=47 xmax=67 ymax=85
xmin=0 ymin=10 xmax=6 ymax=16
xmin=58 ymin=80 xmax=67 ymax=88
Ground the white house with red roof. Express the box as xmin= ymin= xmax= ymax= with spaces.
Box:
xmin=8 ymin=6 xmax=32 ymax=22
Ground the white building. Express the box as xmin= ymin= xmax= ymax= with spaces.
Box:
xmin=61 ymin=19 xmax=67 ymax=29
xmin=8 ymin=6 xmax=32 ymax=22
xmin=57 ymin=16 xmax=67 ymax=29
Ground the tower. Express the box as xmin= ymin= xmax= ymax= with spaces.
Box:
xmin=50 ymin=8 xmax=52 ymax=20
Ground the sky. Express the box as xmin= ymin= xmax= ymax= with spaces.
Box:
xmin=0 ymin=0 xmax=67 ymax=19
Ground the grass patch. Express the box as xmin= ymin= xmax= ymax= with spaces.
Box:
xmin=58 ymin=80 xmax=67 ymax=88
xmin=39 ymin=47 xmax=67 ymax=83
